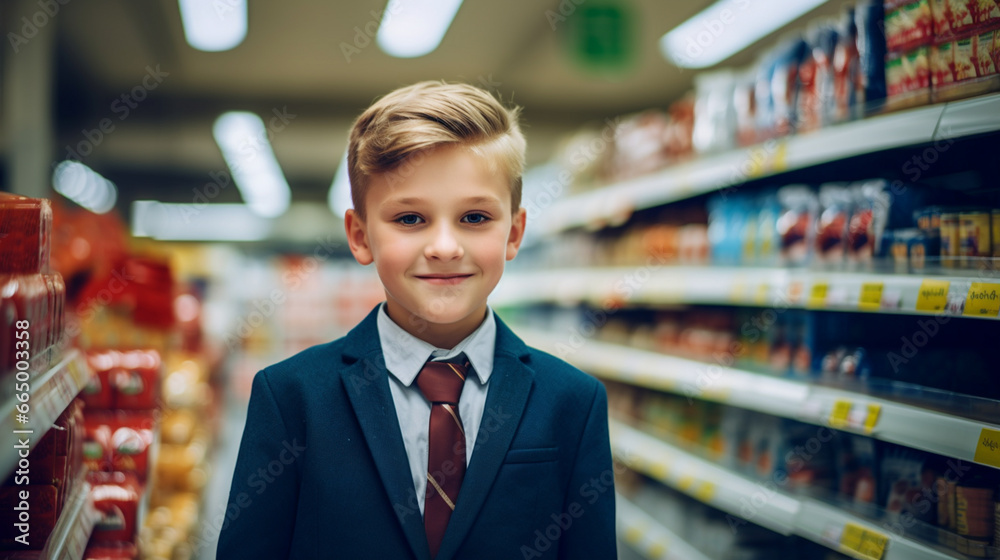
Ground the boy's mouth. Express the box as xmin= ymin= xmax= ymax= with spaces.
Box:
xmin=415 ymin=273 xmax=473 ymax=285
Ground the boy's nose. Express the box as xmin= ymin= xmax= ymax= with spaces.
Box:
xmin=425 ymin=223 xmax=464 ymax=260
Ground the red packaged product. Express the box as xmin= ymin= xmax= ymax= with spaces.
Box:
xmin=887 ymin=46 xmax=933 ymax=108
xmin=0 ymin=275 xmax=50 ymax=373
xmin=885 ymin=0 xmax=936 ymax=52
xmin=88 ymin=471 xmax=141 ymax=544
xmin=112 ymin=350 xmax=161 ymax=410
xmin=84 ymin=543 xmax=139 ymax=560
xmin=110 ymin=413 xmax=154 ymax=479
xmin=932 ymin=30 xmax=1000 ymax=101
xmin=833 ymin=5 xmax=863 ymax=122
xmin=932 ymin=0 xmax=1000 ymax=40
xmin=81 ymin=366 xmax=114 ymax=409
xmin=83 ymin=416 xmax=114 ymax=473
xmin=0 ymin=193 xmax=52 ymax=275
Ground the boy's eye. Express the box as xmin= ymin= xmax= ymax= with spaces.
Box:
xmin=463 ymin=213 xmax=489 ymax=224
xmin=396 ymin=214 xmax=422 ymax=225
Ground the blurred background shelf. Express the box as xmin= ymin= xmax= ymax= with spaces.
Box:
xmin=612 ymin=421 xmax=968 ymax=560
xmin=496 ymin=266 xmax=1000 ymax=320
xmin=617 ymin=493 xmax=713 ymax=560
xmin=528 ymin=93 xmax=1000 ymax=239
xmin=520 ymin=328 xmax=1000 ymax=471
xmin=0 ymin=350 xmax=92 ymax=481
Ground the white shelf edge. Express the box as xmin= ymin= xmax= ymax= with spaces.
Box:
xmin=611 ymin=421 xmax=966 ymax=560
xmin=529 ymin=94 xmax=1000 ymax=239
xmin=42 ymin=480 xmax=98 ymax=560
xmin=0 ymin=349 xmax=92 ymax=481
xmin=494 ymin=266 xmax=1000 ymax=321
xmin=616 ymin=493 xmax=713 ymax=560
xmin=518 ymin=328 xmax=1000 ymax=471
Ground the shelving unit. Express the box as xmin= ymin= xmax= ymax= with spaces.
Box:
xmin=612 ymin=421 xmax=968 ymax=560
xmin=495 ymin=266 xmax=1000 ymax=320
xmin=0 ymin=349 xmax=92 ymax=480
xmin=2 ymin=481 xmax=98 ymax=560
xmin=526 ymin=93 xmax=1000 ymax=240
xmin=518 ymin=328 xmax=1000 ymax=472
xmin=616 ymin=494 xmax=713 ymax=560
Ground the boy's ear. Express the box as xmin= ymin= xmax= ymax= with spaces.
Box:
xmin=344 ymin=209 xmax=374 ymax=265
xmin=505 ymin=206 xmax=527 ymax=261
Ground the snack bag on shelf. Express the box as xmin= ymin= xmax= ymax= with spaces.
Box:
xmin=836 ymin=434 xmax=879 ymax=508
xmin=833 ymin=5 xmax=864 ymax=122
xmin=776 ymin=185 xmax=818 ymax=266
xmin=733 ymin=69 xmax=758 ymax=146
xmin=846 ymin=180 xmax=892 ymax=264
xmin=798 ymin=22 xmax=840 ymax=133
xmin=771 ymin=37 xmax=809 ymax=137
xmin=692 ymin=70 xmax=737 ymax=154
xmin=816 ymin=183 xmax=853 ymax=264
xmin=879 ymin=443 xmax=938 ymax=526
xmin=858 ymin=0 xmax=889 ymax=113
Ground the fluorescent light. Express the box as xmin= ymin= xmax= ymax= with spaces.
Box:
xmin=660 ymin=0 xmax=827 ymax=68
xmin=213 ymin=111 xmax=291 ymax=218
xmin=328 ymin=152 xmax=353 ymax=218
xmin=377 ymin=0 xmax=463 ymax=58
xmin=131 ymin=201 xmax=272 ymax=241
xmin=177 ymin=0 xmax=247 ymax=52
xmin=52 ymin=160 xmax=118 ymax=214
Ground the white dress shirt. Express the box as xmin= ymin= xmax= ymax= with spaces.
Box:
xmin=376 ymin=301 xmax=495 ymax=515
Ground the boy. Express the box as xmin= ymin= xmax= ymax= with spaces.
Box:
xmin=217 ymin=81 xmax=617 ymax=560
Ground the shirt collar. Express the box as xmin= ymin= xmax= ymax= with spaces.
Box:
xmin=376 ymin=301 xmax=495 ymax=387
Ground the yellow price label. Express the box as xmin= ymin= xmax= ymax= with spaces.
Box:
xmin=840 ymin=523 xmax=889 ymax=560
xmin=963 ymin=282 xmax=1000 ymax=317
xmin=648 ymin=462 xmax=669 ymax=480
xmin=973 ymin=427 xmax=1000 ymax=468
xmin=772 ymin=140 xmax=789 ymax=172
xmin=864 ymin=404 xmax=882 ymax=434
xmin=695 ymin=481 xmax=717 ymax=503
xmin=647 ymin=542 xmax=667 ymax=557
xmin=731 ymin=281 xmax=749 ymax=302
xmin=746 ymin=147 xmax=767 ymax=178
xmin=678 ymin=475 xmax=695 ymax=492
xmin=808 ymin=283 xmax=830 ymax=308
xmin=916 ymin=280 xmax=949 ymax=312
xmin=859 ymin=283 xmax=884 ymax=310
xmin=755 ymin=283 xmax=769 ymax=305
xmin=623 ymin=526 xmax=643 ymax=545
xmin=829 ymin=400 xmax=853 ymax=428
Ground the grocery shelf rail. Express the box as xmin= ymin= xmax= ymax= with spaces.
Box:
xmin=616 ymin=493 xmax=713 ymax=560
xmin=518 ymin=328 xmax=1000 ymax=472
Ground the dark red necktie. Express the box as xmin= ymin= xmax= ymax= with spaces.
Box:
xmin=416 ymin=359 xmax=469 ymax=558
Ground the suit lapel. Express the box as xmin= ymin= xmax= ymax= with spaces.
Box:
xmin=340 ymin=306 xmax=431 ymax=560
xmin=435 ymin=313 xmax=535 ymax=560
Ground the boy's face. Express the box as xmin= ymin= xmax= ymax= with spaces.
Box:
xmin=344 ymin=145 xmax=527 ymax=346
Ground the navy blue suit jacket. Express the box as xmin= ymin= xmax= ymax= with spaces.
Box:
xmin=217 ymin=304 xmax=617 ymax=559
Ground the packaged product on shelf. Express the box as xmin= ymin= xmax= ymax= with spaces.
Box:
xmin=719 ymin=406 xmax=752 ymax=471
xmin=83 ymin=543 xmax=139 ymax=560
xmin=692 ymin=70 xmax=737 ymax=154
xmin=879 ymin=444 xmax=938 ymax=526
xmin=955 ymin=474 xmax=996 ymax=555
xmin=816 ymin=183 xmax=853 ymax=263
xmin=836 ymin=434 xmax=878 ymax=508
xmin=89 ymin=471 xmax=142 ymax=545
xmin=931 ymin=0 xmax=1000 ymax=41
xmin=886 ymin=46 xmax=933 ymax=109
xmin=941 ymin=209 xmax=962 ymax=267
xmin=771 ymin=37 xmax=809 ymax=137
xmin=755 ymin=53 xmax=779 ymax=141
xmin=0 ymin=192 xmax=52 ymax=274
xmin=607 ymin=110 xmax=672 ymax=182
xmin=931 ymin=28 xmax=1000 ymax=102
xmin=846 ymin=180 xmax=892 ymax=264
xmin=833 ymin=5 xmax=864 ymax=122
xmin=993 ymin=209 xmax=1000 ymax=257
xmin=857 ymin=0 xmax=889 ymax=113
xmin=756 ymin=193 xmax=782 ymax=266
xmin=664 ymin=94 xmax=696 ymax=162
xmin=769 ymin=419 xmax=838 ymax=492
xmin=959 ymin=207 xmax=993 ymax=264
xmin=798 ymin=22 xmax=840 ymax=133
xmin=885 ymin=0 xmax=935 ymax=52
xmin=733 ymin=69 xmax=758 ymax=146
xmin=777 ymin=185 xmax=818 ymax=265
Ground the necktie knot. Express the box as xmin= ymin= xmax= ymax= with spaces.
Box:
xmin=416 ymin=360 xmax=468 ymax=405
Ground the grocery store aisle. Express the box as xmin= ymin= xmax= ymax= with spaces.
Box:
xmin=195 ymin=368 xmax=250 ymax=560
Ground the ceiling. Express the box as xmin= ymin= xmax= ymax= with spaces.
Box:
xmin=5 ymin=0 xmax=844 ymax=222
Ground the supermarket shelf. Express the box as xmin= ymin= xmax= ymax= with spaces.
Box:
xmin=529 ymin=93 xmax=1000 ymax=238
xmin=519 ymin=328 xmax=1000 ymax=471
xmin=494 ymin=266 xmax=1000 ymax=320
xmin=2 ymin=481 xmax=98 ymax=560
xmin=612 ymin=421 xmax=966 ymax=560
xmin=617 ymin=493 xmax=713 ymax=560
xmin=0 ymin=349 xmax=92 ymax=481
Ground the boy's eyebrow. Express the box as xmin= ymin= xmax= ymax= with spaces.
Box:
xmin=384 ymin=196 xmax=503 ymax=206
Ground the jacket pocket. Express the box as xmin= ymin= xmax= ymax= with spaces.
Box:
xmin=504 ymin=446 xmax=558 ymax=464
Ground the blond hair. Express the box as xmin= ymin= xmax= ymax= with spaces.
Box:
xmin=347 ymin=81 xmax=525 ymax=219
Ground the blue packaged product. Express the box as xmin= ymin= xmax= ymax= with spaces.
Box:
xmin=856 ymin=0 xmax=887 ymax=113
